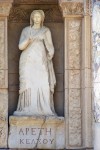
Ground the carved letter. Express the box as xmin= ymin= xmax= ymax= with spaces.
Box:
xmin=31 ymin=139 xmax=36 ymax=144
xmin=43 ymin=139 xmax=48 ymax=144
xmin=26 ymin=128 xmax=29 ymax=135
xmin=20 ymin=139 xmax=24 ymax=144
xmin=49 ymin=139 xmax=54 ymax=144
xmin=37 ymin=139 xmax=41 ymax=144
xmin=26 ymin=139 xmax=30 ymax=144
xmin=19 ymin=128 xmax=24 ymax=135
xmin=45 ymin=128 xmax=52 ymax=135
xmin=38 ymin=128 xmax=44 ymax=135
xmin=31 ymin=128 xmax=36 ymax=135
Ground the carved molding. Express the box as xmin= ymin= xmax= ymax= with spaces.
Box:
xmin=64 ymin=19 xmax=82 ymax=148
xmin=0 ymin=0 xmax=13 ymax=16
xmin=84 ymin=0 xmax=93 ymax=15
xmin=9 ymin=6 xmax=63 ymax=23
xmin=68 ymin=19 xmax=82 ymax=147
xmin=59 ymin=1 xmax=84 ymax=17
xmin=59 ymin=0 xmax=93 ymax=17
xmin=14 ymin=0 xmax=58 ymax=4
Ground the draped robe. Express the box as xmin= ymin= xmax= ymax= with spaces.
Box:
xmin=14 ymin=26 xmax=56 ymax=116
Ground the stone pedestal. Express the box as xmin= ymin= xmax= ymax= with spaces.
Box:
xmin=8 ymin=116 xmax=65 ymax=149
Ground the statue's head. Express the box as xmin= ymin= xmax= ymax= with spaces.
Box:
xmin=30 ymin=10 xmax=45 ymax=27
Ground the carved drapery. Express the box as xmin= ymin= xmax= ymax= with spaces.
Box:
xmin=0 ymin=0 xmax=13 ymax=148
xmin=59 ymin=0 xmax=92 ymax=149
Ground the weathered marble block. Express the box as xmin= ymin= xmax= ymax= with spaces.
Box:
xmin=8 ymin=116 xmax=65 ymax=149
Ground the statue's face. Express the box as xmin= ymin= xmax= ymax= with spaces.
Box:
xmin=33 ymin=12 xmax=42 ymax=25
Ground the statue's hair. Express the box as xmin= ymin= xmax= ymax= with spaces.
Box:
xmin=30 ymin=10 xmax=45 ymax=27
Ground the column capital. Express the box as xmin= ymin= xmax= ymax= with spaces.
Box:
xmin=59 ymin=0 xmax=84 ymax=17
xmin=84 ymin=0 xmax=93 ymax=16
xmin=0 ymin=0 xmax=13 ymax=17
xmin=59 ymin=0 xmax=93 ymax=17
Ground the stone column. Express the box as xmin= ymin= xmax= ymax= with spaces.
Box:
xmin=82 ymin=0 xmax=92 ymax=148
xmin=59 ymin=0 xmax=92 ymax=149
xmin=0 ymin=0 xmax=13 ymax=148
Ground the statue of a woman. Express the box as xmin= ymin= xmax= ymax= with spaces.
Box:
xmin=14 ymin=10 xmax=56 ymax=116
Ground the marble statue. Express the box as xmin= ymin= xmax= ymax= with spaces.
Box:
xmin=14 ymin=10 xmax=56 ymax=116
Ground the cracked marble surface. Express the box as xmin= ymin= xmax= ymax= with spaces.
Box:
xmin=8 ymin=116 xmax=65 ymax=149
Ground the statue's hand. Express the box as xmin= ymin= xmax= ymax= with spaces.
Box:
xmin=29 ymin=38 xmax=33 ymax=43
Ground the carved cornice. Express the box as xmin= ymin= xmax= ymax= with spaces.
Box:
xmin=59 ymin=0 xmax=93 ymax=17
xmin=14 ymin=0 xmax=58 ymax=5
xmin=9 ymin=5 xmax=63 ymax=23
xmin=0 ymin=0 xmax=13 ymax=17
xmin=59 ymin=1 xmax=84 ymax=17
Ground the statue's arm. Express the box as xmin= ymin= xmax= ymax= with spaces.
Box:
xmin=44 ymin=29 xmax=54 ymax=60
xmin=18 ymin=27 xmax=31 ymax=50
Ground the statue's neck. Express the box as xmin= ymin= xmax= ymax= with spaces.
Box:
xmin=32 ymin=24 xmax=41 ymax=29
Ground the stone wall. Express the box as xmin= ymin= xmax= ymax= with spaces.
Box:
xmin=0 ymin=0 xmax=93 ymax=149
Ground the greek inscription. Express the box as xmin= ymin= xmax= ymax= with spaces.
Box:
xmin=19 ymin=139 xmax=54 ymax=145
xmin=31 ymin=139 xmax=36 ymax=144
xmin=43 ymin=139 xmax=48 ymax=144
xmin=49 ymin=139 xmax=54 ymax=144
xmin=26 ymin=139 xmax=30 ymax=144
xmin=19 ymin=128 xmax=24 ymax=135
xmin=20 ymin=139 xmax=24 ymax=144
xmin=45 ymin=128 xmax=52 ymax=135
xmin=26 ymin=128 xmax=29 ymax=135
xmin=37 ymin=128 xmax=44 ymax=135
xmin=31 ymin=128 xmax=36 ymax=135
xmin=19 ymin=128 xmax=52 ymax=136
xmin=37 ymin=139 xmax=41 ymax=144
xmin=18 ymin=128 xmax=54 ymax=145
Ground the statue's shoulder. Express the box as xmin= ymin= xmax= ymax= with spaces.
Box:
xmin=43 ymin=26 xmax=51 ymax=33
xmin=43 ymin=26 xmax=50 ymax=30
xmin=22 ymin=26 xmax=30 ymax=33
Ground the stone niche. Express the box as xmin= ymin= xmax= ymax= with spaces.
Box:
xmin=8 ymin=0 xmax=65 ymax=149
xmin=8 ymin=0 xmax=64 ymax=117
